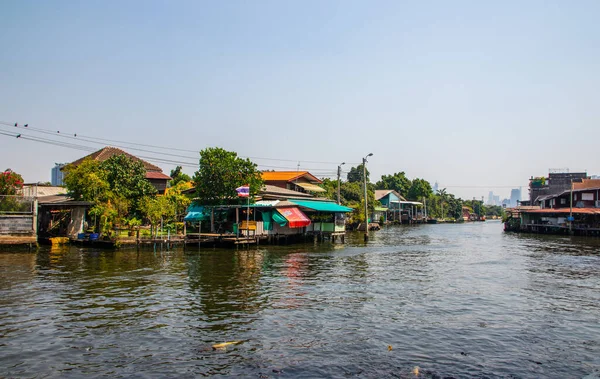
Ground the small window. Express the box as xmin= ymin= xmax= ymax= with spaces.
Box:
xmin=560 ymin=198 xmax=566 ymax=205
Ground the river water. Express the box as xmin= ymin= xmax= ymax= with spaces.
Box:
xmin=1 ymin=221 xmax=599 ymax=378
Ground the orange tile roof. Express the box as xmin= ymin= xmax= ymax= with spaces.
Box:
xmin=261 ymin=171 xmax=322 ymax=183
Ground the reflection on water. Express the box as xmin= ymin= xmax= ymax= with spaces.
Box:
xmin=1 ymin=221 xmax=599 ymax=378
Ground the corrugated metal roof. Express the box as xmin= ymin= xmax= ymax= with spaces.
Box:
xmin=289 ymin=199 xmax=353 ymax=213
xmin=262 ymin=171 xmax=322 ymax=183
xmin=296 ymin=182 xmax=326 ymax=193
xmin=261 ymin=184 xmax=314 ymax=199
xmin=374 ymin=189 xmax=406 ymax=201
xmin=523 ymin=208 xmax=600 ymax=215
xmin=22 ymin=186 xmax=67 ymax=197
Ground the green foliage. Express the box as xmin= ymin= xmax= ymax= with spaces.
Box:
xmin=63 ymin=159 xmax=110 ymax=202
xmin=193 ymin=147 xmax=263 ymax=205
xmin=64 ymin=155 xmax=158 ymax=234
xmin=445 ymin=195 xmax=464 ymax=220
xmin=340 ymin=181 xmax=363 ymax=203
xmin=319 ymin=178 xmax=338 ymax=202
xmin=169 ymin=165 xmax=192 ymax=187
xmin=100 ymin=154 xmax=157 ymax=211
xmin=347 ymin=164 xmax=369 ymax=183
xmin=407 ymin=178 xmax=433 ymax=200
xmin=140 ymin=195 xmax=176 ymax=237
xmin=375 ymin=172 xmax=411 ymax=197
xmin=165 ymin=181 xmax=192 ymax=220
xmin=485 ymin=205 xmax=506 ymax=218
xmin=464 ymin=199 xmax=485 ymax=217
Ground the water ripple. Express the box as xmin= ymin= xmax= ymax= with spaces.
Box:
xmin=1 ymin=223 xmax=599 ymax=378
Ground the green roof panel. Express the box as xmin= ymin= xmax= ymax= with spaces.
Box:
xmin=289 ymin=200 xmax=353 ymax=213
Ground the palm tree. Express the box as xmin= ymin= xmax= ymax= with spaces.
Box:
xmin=438 ymin=188 xmax=448 ymax=220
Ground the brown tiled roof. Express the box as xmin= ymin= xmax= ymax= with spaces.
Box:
xmin=262 ymin=171 xmax=322 ymax=183
xmin=574 ymin=179 xmax=600 ymax=191
xmin=145 ymin=171 xmax=172 ymax=180
xmin=68 ymin=146 xmax=163 ymax=172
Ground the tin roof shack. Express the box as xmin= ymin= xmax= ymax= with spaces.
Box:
xmin=375 ymin=190 xmax=406 ymax=223
xmin=262 ymin=171 xmax=325 ymax=195
xmin=513 ymin=178 xmax=600 ymax=236
xmin=67 ymin=146 xmax=171 ymax=194
xmin=518 ymin=208 xmax=600 ymax=236
xmin=183 ymin=185 xmax=353 ymax=245
xmin=37 ymin=195 xmax=92 ymax=241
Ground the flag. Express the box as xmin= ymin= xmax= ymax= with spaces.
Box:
xmin=236 ymin=185 xmax=250 ymax=197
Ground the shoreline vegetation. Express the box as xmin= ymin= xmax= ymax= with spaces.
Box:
xmin=1 ymin=147 xmax=507 ymax=248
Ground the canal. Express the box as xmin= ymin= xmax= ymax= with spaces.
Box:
xmin=1 ymin=221 xmax=599 ymax=378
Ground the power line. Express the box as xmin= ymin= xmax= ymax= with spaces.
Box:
xmin=0 ymin=124 xmax=356 ymax=172
xmin=1 ymin=120 xmax=360 ymax=165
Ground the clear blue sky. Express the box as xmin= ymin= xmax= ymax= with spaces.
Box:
xmin=1 ymin=0 xmax=599 ymax=201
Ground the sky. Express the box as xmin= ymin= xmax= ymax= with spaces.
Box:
xmin=1 ymin=0 xmax=599 ymax=201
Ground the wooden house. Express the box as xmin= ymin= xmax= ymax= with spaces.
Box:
xmin=261 ymin=171 xmax=325 ymax=195
xmin=374 ymin=190 xmax=422 ymax=223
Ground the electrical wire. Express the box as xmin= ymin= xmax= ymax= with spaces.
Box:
xmin=1 ymin=123 xmax=357 ymax=173
xmin=0 ymin=120 xmax=360 ymax=165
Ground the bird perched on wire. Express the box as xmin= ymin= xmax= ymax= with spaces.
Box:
xmin=16 ymin=134 xmax=21 ymax=138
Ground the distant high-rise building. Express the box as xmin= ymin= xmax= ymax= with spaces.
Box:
xmin=510 ymin=188 xmax=521 ymax=207
xmin=488 ymin=191 xmax=494 ymax=205
xmin=433 ymin=181 xmax=439 ymax=194
xmin=51 ymin=163 xmax=66 ymax=186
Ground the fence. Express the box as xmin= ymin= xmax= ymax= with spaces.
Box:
xmin=0 ymin=195 xmax=36 ymax=237
xmin=0 ymin=195 xmax=35 ymax=214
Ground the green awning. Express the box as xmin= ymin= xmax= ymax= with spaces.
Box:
xmin=289 ymin=200 xmax=353 ymax=213
xmin=272 ymin=211 xmax=288 ymax=227
xmin=184 ymin=204 xmax=210 ymax=222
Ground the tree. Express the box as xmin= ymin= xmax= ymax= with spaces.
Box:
xmin=0 ymin=169 xmax=24 ymax=195
xmin=446 ymin=195 xmax=463 ymax=220
xmin=347 ymin=164 xmax=369 ymax=183
xmin=0 ymin=169 xmax=27 ymax=213
xmin=140 ymin=195 xmax=175 ymax=238
xmin=100 ymin=154 xmax=156 ymax=212
xmin=193 ymin=147 xmax=263 ymax=205
xmin=169 ymin=166 xmax=191 ymax=187
xmin=64 ymin=155 xmax=158 ymax=232
xmin=319 ymin=178 xmax=338 ymax=202
xmin=63 ymin=159 xmax=110 ymax=202
xmin=375 ymin=172 xmax=411 ymax=197
xmin=165 ymin=181 xmax=192 ymax=221
xmin=407 ymin=178 xmax=433 ymax=200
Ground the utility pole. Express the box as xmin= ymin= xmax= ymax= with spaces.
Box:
xmin=363 ymin=153 xmax=373 ymax=242
xmin=569 ymin=179 xmax=573 ymax=234
xmin=337 ymin=162 xmax=345 ymax=205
